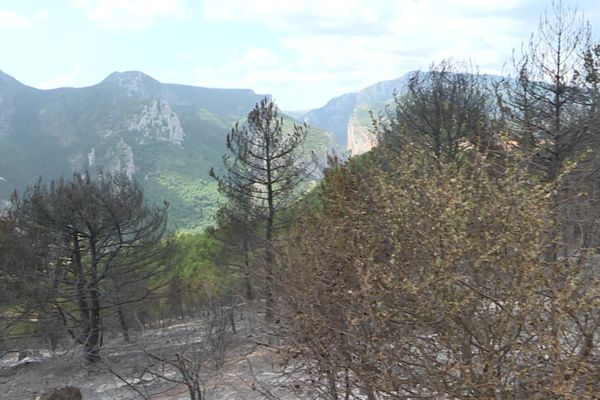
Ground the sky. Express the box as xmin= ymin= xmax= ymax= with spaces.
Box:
xmin=1 ymin=1 xmax=600 ymax=110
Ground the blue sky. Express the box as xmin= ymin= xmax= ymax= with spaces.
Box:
xmin=1 ymin=0 xmax=600 ymax=110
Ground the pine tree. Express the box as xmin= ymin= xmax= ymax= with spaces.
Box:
xmin=11 ymin=171 xmax=170 ymax=362
xmin=211 ymin=98 xmax=314 ymax=320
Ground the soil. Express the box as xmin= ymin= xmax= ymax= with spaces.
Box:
xmin=0 ymin=310 xmax=311 ymax=400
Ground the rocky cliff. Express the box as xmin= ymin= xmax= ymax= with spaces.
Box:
xmin=301 ymin=73 xmax=415 ymax=155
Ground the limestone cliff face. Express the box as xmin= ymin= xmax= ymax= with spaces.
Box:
xmin=0 ymin=100 xmax=12 ymax=138
xmin=106 ymin=138 xmax=135 ymax=178
xmin=88 ymin=148 xmax=96 ymax=167
xmin=302 ymin=73 xmax=414 ymax=154
xmin=302 ymin=93 xmax=358 ymax=148
xmin=347 ymin=114 xmax=377 ymax=156
xmin=128 ymin=99 xmax=185 ymax=146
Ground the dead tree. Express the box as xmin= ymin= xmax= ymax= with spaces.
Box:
xmin=11 ymin=170 xmax=171 ymax=362
xmin=500 ymin=0 xmax=594 ymax=181
xmin=382 ymin=60 xmax=497 ymax=163
xmin=501 ymin=1 xmax=600 ymax=360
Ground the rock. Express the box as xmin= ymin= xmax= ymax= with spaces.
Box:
xmin=0 ymin=360 xmax=39 ymax=378
xmin=17 ymin=349 xmax=40 ymax=361
xmin=106 ymin=138 xmax=135 ymax=179
xmin=128 ymin=99 xmax=185 ymax=146
xmin=36 ymin=387 xmax=82 ymax=400
xmin=347 ymin=112 xmax=377 ymax=156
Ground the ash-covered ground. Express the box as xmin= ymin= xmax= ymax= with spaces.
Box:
xmin=0 ymin=310 xmax=311 ymax=400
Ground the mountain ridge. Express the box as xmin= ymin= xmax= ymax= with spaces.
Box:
xmin=301 ymin=72 xmax=416 ymax=154
xmin=302 ymin=71 xmax=506 ymax=155
xmin=0 ymin=70 xmax=333 ymax=229
xmin=0 ymin=67 xmax=505 ymax=225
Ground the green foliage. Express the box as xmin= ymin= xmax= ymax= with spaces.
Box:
xmin=173 ymin=232 xmax=239 ymax=299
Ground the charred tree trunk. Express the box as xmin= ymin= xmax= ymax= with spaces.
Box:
xmin=242 ymin=237 xmax=253 ymax=301
xmin=117 ymin=304 xmax=130 ymax=342
xmin=264 ymin=131 xmax=275 ymax=322
xmin=85 ymin=236 xmax=101 ymax=363
xmin=72 ymin=233 xmax=90 ymax=344
xmin=85 ymin=289 xmax=101 ymax=363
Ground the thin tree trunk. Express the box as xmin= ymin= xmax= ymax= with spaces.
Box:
xmin=85 ymin=285 xmax=102 ymax=363
xmin=265 ymin=219 xmax=275 ymax=321
xmin=72 ymin=233 xmax=90 ymax=344
xmin=117 ymin=304 xmax=130 ymax=342
xmin=265 ymin=130 xmax=276 ymax=322
xmin=327 ymin=369 xmax=338 ymax=400
xmin=242 ymin=237 xmax=253 ymax=301
xmin=344 ymin=368 xmax=351 ymax=400
xmin=85 ymin=235 xmax=102 ymax=363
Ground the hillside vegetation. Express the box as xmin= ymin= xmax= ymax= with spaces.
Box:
xmin=0 ymin=70 xmax=335 ymax=229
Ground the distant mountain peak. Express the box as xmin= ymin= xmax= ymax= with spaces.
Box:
xmin=102 ymin=71 xmax=162 ymax=97
xmin=104 ymin=70 xmax=158 ymax=83
xmin=0 ymin=69 xmax=24 ymax=87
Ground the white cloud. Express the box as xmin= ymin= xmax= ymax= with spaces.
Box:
xmin=0 ymin=10 xmax=31 ymax=28
xmin=194 ymin=62 xmax=354 ymax=109
xmin=193 ymin=45 xmax=393 ymax=109
xmin=194 ymin=48 xmax=282 ymax=89
xmin=203 ymin=0 xmax=387 ymax=32
xmin=197 ymin=0 xmax=534 ymax=109
xmin=202 ymin=0 xmax=527 ymax=32
xmin=32 ymin=10 xmax=49 ymax=23
xmin=71 ymin=0 xmax=189 ymax=29
xmin=450 ymin=0 xmax=523 ymax=11
xmin=38 ymin=65 xmax=82 ymax=89
xmin=0 ymin=9 xmax=48 ymax=29
xmin=195 ymin=47 xmax=281 ymax=83
xmin=239 ymin=48 xmax=280 ymax=68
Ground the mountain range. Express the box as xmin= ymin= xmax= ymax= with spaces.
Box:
xmin=0 ymin=69 xmax=424 ymax=228
xmin=301 ymin=74 xmax=414 ymax=155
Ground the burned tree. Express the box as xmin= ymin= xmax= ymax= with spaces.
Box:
xmin=11 ymin=171 xmax=170 ymax=362
xmin=0 ymin=200 xmax=61 ymax=353
xmin=211 ymin=98 xmax=314 ymax=321
xmin=500 ymin=2 xmax=600 ymax=361
xmin=501 ymin=0 xmax=595 ymax=181
xmin=381 ymin=60 xmax=497 ymax=163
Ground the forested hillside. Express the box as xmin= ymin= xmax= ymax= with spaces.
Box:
xmin=0 ymin=70 xmax=335 ymax=229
